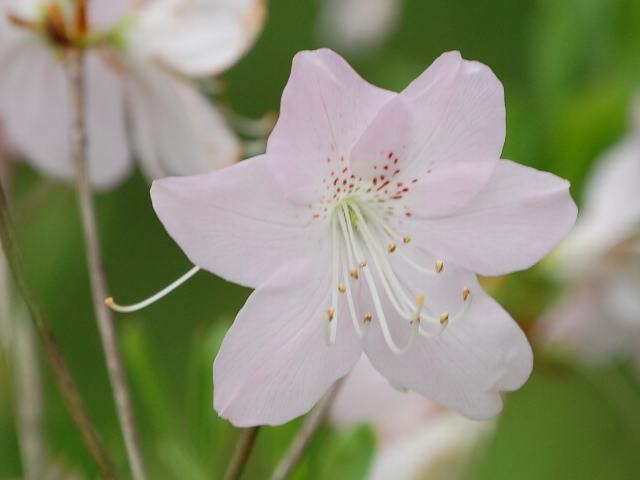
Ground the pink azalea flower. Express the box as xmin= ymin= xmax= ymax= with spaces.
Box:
xmin=540 ymin=102 xmax=640 ymax=364
xmin=331 ymin=357 xmax=491 ymax=480
xmin=0 ymin=0 xmax=266 ymax=189
xmin=151 ymin=49 xmax=577 ymax=426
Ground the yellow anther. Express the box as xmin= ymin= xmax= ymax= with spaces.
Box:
xmin=463 ymin=287 xmax=471 ymax=301
xmin=359 ymin=260 xmax=368 ymax=268
xmin=327 ymin=307 xmax=335 ymax=321
xmin=338 ymin=282 xmax=346 ymax=293
xmin=363 ymin=313 xmax=373 ymax=323
xmin=439 ymin=312 xmax=449 ymax=325
xmin=435 ymin=260 xmax=444 ymax=273
xmin=388 ymin=243 xmax=397 ymax=253
xmin=350 ymin=268 xmax=359 ymax=279
xmin=403 ymin=236 xmax=412 ymax=244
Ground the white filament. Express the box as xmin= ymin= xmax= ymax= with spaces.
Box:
xmin=325 ymin=198 xmax=473 ymax=353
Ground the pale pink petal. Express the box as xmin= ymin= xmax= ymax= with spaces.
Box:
xmin=405 ymin=160 xmax=577 ymax=276
xmin=151 ymin=155 xmax=321 ymax=288
xmin=351 ymin=51 xmax=505 ymax=216
xmin=126 ymin=65 xmax=239 ymax=179
xmin=213 ymin=257 xmax=362 ymax=427
xmin=363 ymin=271 xmax=532 ymax=420
xmin=266 ymin=48 xmax=394 ymax=204
xmin=131 ymin=0 xmax=266 ymax=77
xmin=85 ymin=53 xmax=132 ymax=189
xmin=559 ymin=134 xmax=640 ymax=265
xmin=0 ymin=44 xmax=71 ymax=182
xmin=331 ymin=356 xmax=436 ymax=440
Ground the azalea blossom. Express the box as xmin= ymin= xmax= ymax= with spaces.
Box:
xmin=540 ymin=102 xmax=640 ymax=365
xmin=149 ymin=49 xmax=577 ymax=426
xmin=0 ymin=0 xmax=266 ymax=189
xmin=333 ymin=360 xmax=490 ymax=480
xmin=317 ymin=0 xmax=403 ymax=56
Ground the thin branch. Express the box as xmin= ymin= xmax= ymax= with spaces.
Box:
xmin=0 ymin=180 xmax=118 ymax=479
xmin=223 ymin=427 xmax=261 ymax=480
xmin=65 ymin=50 xmax=147 ymax=480
xmin=270 ymin=380 xmax=344 ymax=480
xmin=14 ymin=318 xmax=47 ymax=480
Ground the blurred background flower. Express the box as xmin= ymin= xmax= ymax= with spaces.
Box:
xmin=539 ymin=102 xmax=640 ymax=367
xmin=1 ymin=0 xmax=640 ymax=479
xmin=0 ymin=0 xmax=266 ymax=189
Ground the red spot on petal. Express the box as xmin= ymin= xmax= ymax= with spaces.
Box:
xmin=387 ymin=152 xmax=393 ymax=159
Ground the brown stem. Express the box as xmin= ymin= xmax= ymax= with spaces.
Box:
xmin=223 ymin=427 xmax=261 ymax=480
xmin=65 ymin=50 xmax=147 ymax=480
xmin=269 ymin=380 xmax=344 ymax=480
xmin=0 ymin=181 xmax=118 ymax=479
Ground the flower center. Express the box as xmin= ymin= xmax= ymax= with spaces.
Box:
xmin=326 ymin=197 xmax=471 ymax=355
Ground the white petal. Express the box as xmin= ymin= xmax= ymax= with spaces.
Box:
xmin=126 ymin=64 xmax=239 ymax=179
xmin=318 ymin=0 xmax=403 ymax=56
xmin=85 ymin=53 xmax=132 ymax=189
xmin=351 ymin=51 xmax=505 ymax=216
xmin=130 ymin=0 xmax=266 ymax=76
xmin=151 ymin=155 xmax=322 ymax=288
xmin=560 ymin=133 xmax=640 ymax=265
xmin=0 ymin=44 xmax=71 ymax=182
xmin=363 ymin=269 xmax=532 ymax=420
xmin=266 ymin=48 xmax=394 ymax=204
xmin=213 ymin=257 xmax=362 ymax=426
xmin=0 ymin=46 xmax=131 ymax=189
xmin=406 ymin=160 xmax=577 ymax=276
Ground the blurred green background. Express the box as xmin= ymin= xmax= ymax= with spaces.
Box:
xmin=2 ymin=0 xmax=640 ymax=478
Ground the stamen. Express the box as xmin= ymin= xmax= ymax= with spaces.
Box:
xmin=363 ymin=313 xmax=373 ymax=323
xmin=435 ymin=260 xmax=444 ymax=273
xmin=327 ymin=216 xmax=340 ymax=345
xmin=387 ymin=243 xmax=397 ymax=253
xmin=420 ymin=288 xmax=473 ymax=337
xmin=350 ymin=268 xmax=359 ymax=279
xmin=338 ymin=282 xmax=346 ymax=293
xmin=336 ymin=217 xmax=364 ymax=338
xmin=356 ymin=202 xmax=439 ymax=277
xmin=105 ymin=266 xmax=200 ymax=313
xmin=413 ymin=294 xmax=425 ymax=321
xmin=359 ymin=260 xmax=367 ymax=268
xmin=327 ymin=307 xmax=335 ymax=321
